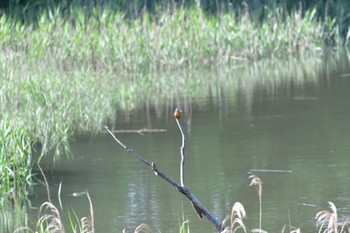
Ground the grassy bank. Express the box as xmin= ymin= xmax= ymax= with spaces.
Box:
xmin=1 ymin=5 xmax=337 ymax=72
xmin=0 ymin=2 xmax=345 ymax=218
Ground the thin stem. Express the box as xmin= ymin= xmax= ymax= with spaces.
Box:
xmin=86 ymin=190 xmax=94 ymax=232
xmin=176 ymin=118 xmax=186 ymax=187
xmin=105 ymin=126 xmax=152 ymax=167
xmin=37 ymin=153 xmax=51 ymax=203
xmin=259 ymin=186 xmax=262 ymax=231
xmin=105 ymin=126 xmax=179 ymax=188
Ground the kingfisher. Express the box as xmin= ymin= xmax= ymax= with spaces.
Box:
xmin=173 ymin=108 xmax=182 ymax=120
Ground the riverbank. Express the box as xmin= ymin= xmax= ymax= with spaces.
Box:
xmin=0 ymin=3 xmax=346 ymax=214
xmin=2 ymin=5 xmax=335 ymax=72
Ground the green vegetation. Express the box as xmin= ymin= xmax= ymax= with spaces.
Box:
xmin=1 ymin=5 xmax=337 ymax=72
xmin=1 ymin=4 xmax=337 ymax=153
xmin=0 ymin=122 xmax=32 ymax=201
xmin=0 ymin=121 xmax=32 ymax=233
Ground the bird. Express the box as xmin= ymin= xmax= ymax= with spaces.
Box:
xmin=173 ymin=108 xmax=182 ymax=120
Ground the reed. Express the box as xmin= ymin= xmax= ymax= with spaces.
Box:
xmin=0 ymin=121 xmax=32 ymax=200
xmin=14 ymin=193 xmax=153 ymax=233
xmin=15 ymin=191 xmax=94 ymax=233
xmin=316 ymin=202 xmax=350 ymax=233
xmin=249 ymin=175 xmax=263 ymax=232
xmin=1 ymin=5 xmax=332 ymax=73
xmin=221 ymin=202 xmax=247 ymax=233
xmin=0 ymin=196 xmax=29 ymax=233
xmin=221 ymin=175 xmax=304 ymax=233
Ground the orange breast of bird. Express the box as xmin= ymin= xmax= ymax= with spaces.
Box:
xmin=174 ymin=109 xmax=181 ymax=119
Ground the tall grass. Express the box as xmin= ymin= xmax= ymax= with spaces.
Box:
xmin=0 ymin=195 xmax=29 ymax=233
xmin=0 ymin=121 xmax=32 ymax=200
xmin=0 ymin=122 xmax=32 ymax=232
xmin=1 ymin=5 xmax=331 ymax=73
xmin=0 ymin=3 xmax=338 ymax=154
xmin=0 ymin=4 xmax=338 ymax=163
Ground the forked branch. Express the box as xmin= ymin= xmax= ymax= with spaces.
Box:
xmin=105 ymin=108 xmax=224 ymax=232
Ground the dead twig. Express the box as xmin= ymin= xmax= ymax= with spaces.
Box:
xmin=105 ymin=108 xmax=224 ymax=232
xmin=174 ymin=108 xmax=186 ymax=187
xmin=105 ymin=128 xmax=167 ymax=134
xmin=37 ymin=153 xmax=52 ymax=203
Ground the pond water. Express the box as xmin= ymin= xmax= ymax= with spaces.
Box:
xmin=30 ymin=54 xmax=350 ymax=232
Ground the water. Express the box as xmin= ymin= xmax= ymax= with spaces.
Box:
xmin=29 ymin=55 xmax=350 ymax=232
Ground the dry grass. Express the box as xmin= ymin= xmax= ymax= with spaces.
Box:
xmin=37 ymin=202 xmax=65 ymax=233
xmin=15 ymin=191 xmax=94 ymax=233
xmin=249 ymin=174 xmax=263 ymax=232
xmin=15 ymin=175 xmax=350 ymax=233
xmin=316 ymin=201 xmax=338 ymax=233
xmin=15 ymin=188 xmax=154 ymax=233
xmin=316 ymin=202 xmax=350 ymax=233
xmin=123 ymin=223 xmax=153 ymax=233
xmin=222 ymin=202 xmax=247 ymax=233
xmin=82 ymin=191 xmax=95 ymax=233
xmin=221 ymin=174 xmax=304 ymax=233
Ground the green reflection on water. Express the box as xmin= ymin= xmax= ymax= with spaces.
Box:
xmin=0 ymin=197 xmax=29 ymax=233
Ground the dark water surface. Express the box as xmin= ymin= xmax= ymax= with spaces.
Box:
xmin=31 ymin=55 xmax=350 ymax=232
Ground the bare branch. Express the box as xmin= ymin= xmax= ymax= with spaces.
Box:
xmin=105 ymin=108 xmax=224 ymax=232
xmin=105 ymin=126 xmax=179 ymax=189
xmin=105 ymin=128 xmax=167 ymax=134
xmin=174 ymin=108 xmax=186 ymax=187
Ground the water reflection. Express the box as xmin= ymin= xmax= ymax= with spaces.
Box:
xmin=23 ymin=53 xmax=350 ymax=232
xmin=120 ymin=54 xmax=339 ymax=127
xmin=0 ymin=197 xmax=29 ymax=233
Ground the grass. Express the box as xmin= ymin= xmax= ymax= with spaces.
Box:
xmin=179 ymin=220 xmax=190 ymax=233
xmin=222 ymin=176 xmax=350 ymax=233
xmin=0 ymin=121 xmax=32 ymax=201
xmin=222 ymin=202 xmax=247 ymax=233
xmin=14 ymin=191 xmax=94 ymax=233
xmin=0 ymin=195 xmax=29 ymax=233
xmin=315 ymin=202 xmax=350 ymax=233
xmin=0 ymin=121 xmax=32 ymax=232
xmin=13 ymin=189 xmax=151 ymax=233
xmin=224 ymin=175 xmax=350 ymax=233
xmin=1 ymin=5 xmax=336 ymax=73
